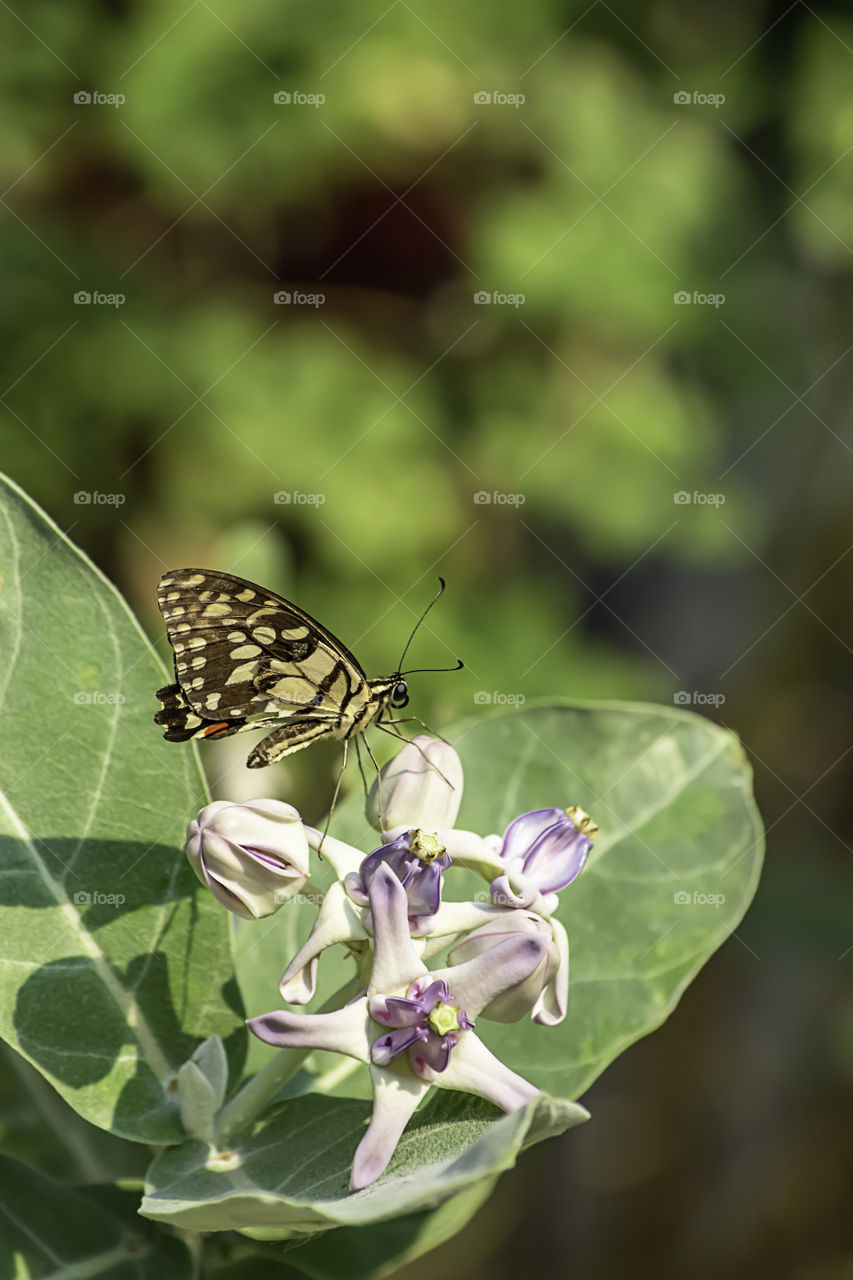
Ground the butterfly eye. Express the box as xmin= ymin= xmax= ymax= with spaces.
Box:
xmin=392 ymin=680 xmax=409 ymax=709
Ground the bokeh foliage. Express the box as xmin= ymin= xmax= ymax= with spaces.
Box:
xmin=1 ymin=2 xmax=852 ymax=1277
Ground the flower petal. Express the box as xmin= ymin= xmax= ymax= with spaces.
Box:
xmin=430 ymin=934 xmax=549 ymax=1019
xmin=436 ymin=828 xmax=506 ymax=878
xmin=371 ymin=1024 xmax=428 ymax=1066
xmin=368 ymin=994 xmax=429 ymax=1028
xmin=413 ymin=900 xmax=508 ymax=938
xmin=532 ymin=916 xmax=569 ymax=1026
xmin=279 ymin=880 xmax=367 ymax=1004
xmin=350 ymin=1063 xmax=427 ymax=1189
xmin=247 ymin=999 xmax=372 ymax=1062
xmin=501 ymin=809 xmax=564 ymax=864
xmin=366 ymin=864 xmax=426 ymax=996
xmin=430 ymin=1033 xmax=540 ymax=1111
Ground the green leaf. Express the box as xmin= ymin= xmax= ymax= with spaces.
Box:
xmin=0 ymin=1154 xmax=192 ymax=1280
xmin=0 ymin=474 xmax=245 ymax=1143
xmin=140 ymin=1092 xmax=586 ymax=1233
xmin=274 ymin=1178 xmax=498 ymax=1280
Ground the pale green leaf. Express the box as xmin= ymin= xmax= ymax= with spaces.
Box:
xmin=0 ymin=474 xmax=245 ymax=1143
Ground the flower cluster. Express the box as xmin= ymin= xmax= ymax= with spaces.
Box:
xmin=186 ymin=735 xmax=596 ymax=1188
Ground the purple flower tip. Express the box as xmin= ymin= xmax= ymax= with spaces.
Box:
xmin=498 ymin=805 xmax=596 ymax=895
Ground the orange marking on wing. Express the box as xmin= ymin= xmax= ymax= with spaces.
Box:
xmin=202 ymin=721 xmax=232 ymax=738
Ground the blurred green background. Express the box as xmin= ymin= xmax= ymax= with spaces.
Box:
xmin=1 ymin=1 xmax=852 ymax=1276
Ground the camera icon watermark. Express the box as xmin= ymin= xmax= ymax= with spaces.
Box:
xmin=473 ymin=490 xmax=526 ymax=506
xmin=273 ymin=90 xmax=325 ymax=107
xmin=473 ymin=290 xmax=526 ymax=307
xmin=273 ymin=290 xmax=325 ymax=308
xmin=674 ymin=690 xmax=726 ymax=708
xmin=474 ymin=691 xmax=526 ymax=706
xmin=74 ymin=290 xmax=125 ymax=307
xmin=73 ymin=691 xmax=127 ymax=706
xmin=673 ymin=491 xmax=725 ymax=507
xmin=673 ymin=90 xmax=725 ymax=108
xmin=73 ymin=491 xmax=126 ymax=506
xmin=273 ymin=491 xmax=326 ymax=506
xmin=73 ymin=90 xmax=126 ymax=107
xmin=674 ymin=290 xmax=725 ymax=307
xmin=673 ymin=889 xmax=725 ymax=907
xmin=473 ymin=91 xmax=526 ymax=107
xmin=73 ymin=889 xmax=126 ymax=906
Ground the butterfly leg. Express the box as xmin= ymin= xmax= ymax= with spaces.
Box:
xmin=361 ymin=732 xmax=385 ymax=828
xmin=317 ymin=738 xmax=349 ymax=854
xmin=375 ymin=722 xmax=457 ymax=791
xmin=381 ymin=714 xmax=451 ymax=745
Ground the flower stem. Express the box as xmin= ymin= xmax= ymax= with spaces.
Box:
xmin=214 ymin=974 xmax=364 ymax=1144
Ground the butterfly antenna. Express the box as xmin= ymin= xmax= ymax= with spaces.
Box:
xmin=396 ymin=578 xmax=455 ymax=674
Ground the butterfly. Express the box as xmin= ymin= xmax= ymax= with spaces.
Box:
xmin=154 ymin=569 xmax=461 ymax=780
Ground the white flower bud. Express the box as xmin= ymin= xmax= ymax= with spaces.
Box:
xmin=367 ymin=735 xmax=463 ymax=832
xmin=185 ymin=799 xmax=310 ymax=919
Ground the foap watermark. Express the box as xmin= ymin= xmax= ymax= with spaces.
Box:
xmin=73 ymin=490 xmax=125 ymax=506
xmin=274 ymin=491 xmax=325 ymax=506
xmin=73 ymin=90 xmax=125 ymax=108
xmin=474 ymin=290 xmax=525 ymax=307
xmin=474 ymin=490 xmax=525 ymax=506
xmin=474 ymin=91 xmax=525 ymax=107
xmin=674 ymin=691 xmax=725 ymax=708
xmin=474 ymin=691 xmax=526 ymax=706
xmin=74 ymin=691 xmax=126 ymax=706
xmin=674 ymin=290 xmax=725 ymax=307
xmin=673 ymin=890 xmax=726 ymax=907
xmin=673 ymin=90 xmax=725 ymax=108
xmin=673 ymin=490 xmax=725 ymax=507
xmin=275 ymin=891 xmax=325 ymax=906
xmin=73 ymin=890 xmax=126 ymax=906
xmin=273 ymin=90 xmax=325 ymax=107
xmin=74 ymin=291 xmax=125 ymax=308
xmin=274 ymin=290 xmax=325 ymax=308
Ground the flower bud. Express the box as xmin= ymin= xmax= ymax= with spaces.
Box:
xmin=185 ymin=799 xmax=310 ymax=919
xmin=495 ymin=805 xmax=596 ymax=896
xmin=366 ymin=735 xmax=463 ymax=832
xmin=448 ymin=912 xmax=560 ymax=1022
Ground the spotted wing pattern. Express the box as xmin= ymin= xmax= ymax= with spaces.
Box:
xmin=155 ymin=569 xmax=375 ymax=766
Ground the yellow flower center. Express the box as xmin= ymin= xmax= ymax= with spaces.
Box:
xmin=428 ymin=1001 xmax=461 ymax=1037
xmin=409 ymin=829 xmax=446 ymax=862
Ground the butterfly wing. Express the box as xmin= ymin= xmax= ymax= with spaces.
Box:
xmin=155 ymin=568 xmax=372 ymax=752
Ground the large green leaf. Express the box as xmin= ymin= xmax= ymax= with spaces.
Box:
xmin=140 ymin=1092 xmax=586 ymax=1232
xmin=0 ymin=474 xmax=245 ymax=1143
xmin=0 ymin=1155 xmax=192 ymax=1280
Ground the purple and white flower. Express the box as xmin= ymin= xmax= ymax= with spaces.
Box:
xmin=249 ymin=863 xmax=546 ymax=1189
xmin=487 ymin=805 xmax=597 ymax=914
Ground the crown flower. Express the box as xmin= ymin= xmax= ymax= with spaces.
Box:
xmin=248 ymin=864 xmax=546 ymax=1189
